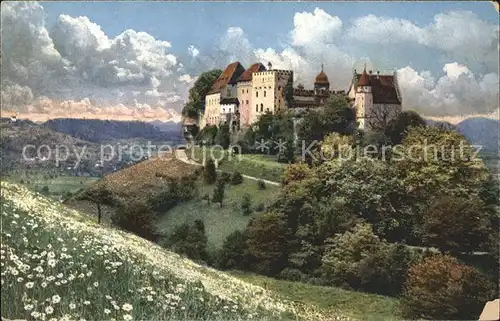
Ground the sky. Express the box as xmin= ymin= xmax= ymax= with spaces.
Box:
xmin=1 ymin=1 xmax=499 ymax=121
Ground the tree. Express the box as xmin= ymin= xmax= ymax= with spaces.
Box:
xmin=298 ymin=95 xmax=356 ymax=145
xmin=321 ymin=223 xmax=382 ymax=287
xmin=182 ymin=69 xmax=223 ymax=118
xmin=212 ymin=179 xmax=226 ymax=207
xmin=246 ymin=213 xmax=291 ymax=276
xmin=277 ymin=138 xmax=296 ymax=163
xmin=282 ymin=163 xmax=312 ymax=186
xmin=149 ymin=176 xmax=198 ymax=213
xmin=385 ymin=110 xmax=426 ymax=145
xmin=163 ymin=221 xmax=209 ymax=262
xmin=366 ymin=105 xmax=402 ymax=132
xmin=76 ymin=185 xmax=115 ymax=224
xmin=217 ymin=230 xmax=249 ymax=270
xmin=112 ymin=202 xmax=158 ymax=241
xmin=396 ymin=126 xmax=489 ymax=201
xmin=241 ymin=193 xmax=252 ymax=216
xmin=230 ymin=171 xmax=243 ymax=185
xmin=41 ymin=185 xmax=50 ymax=195
xmin=202 ymin=159 xmax=217 ymax=184
xmin=402 ymin=254 xmax=496 ymax=320
xmin=215 ymin=124 xmax=230 ymax=149
xmin=257 ymin=179 xmax=266 ymax=190
xmin=422 ymin=195 xmax=492 ymax=254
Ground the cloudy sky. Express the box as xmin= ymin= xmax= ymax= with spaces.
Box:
xmin=1 ymin=1 xmax=498 ymax=121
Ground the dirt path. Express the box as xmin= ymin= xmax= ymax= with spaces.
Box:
xmin=174 ymin=149 xmax=281 ymax=186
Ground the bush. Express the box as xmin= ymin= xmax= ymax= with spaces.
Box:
xmin=257 ymin=180 xmax=266 ymax=190
xmin=241 ymin=193 xmax=252 ymax=216
xmin=279 ymin=268 xmax=305 ymax=282
xmin=231 ymin=171 xmax=244 ymax=185
xmin=41 ymin=185 xmax=50 ymax=195
xmin=202 ymin=159 xmax=217 ymax=184
xmin=216 ymin=230 xmax=248 ymax=269
xmin=402 ymin=254 xmax=496 ymax=320
xmin=212 ymin=179 xmax=226 ymax=207
xmin=149 ymin=177 xmax=198 ymax=213
xmin=162 ymin=220 xmax=209 ymax=263
xmin=112 ymin=202 xmax=158 ymax=242
xmin=219 ymin=171 xmax=231 ymax=184
xmin=254 ymin=202 xmax=265 ymax=212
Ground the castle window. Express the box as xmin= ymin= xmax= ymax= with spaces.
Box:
xmin=256 ymin=91 xmax=259 ymax=98
xmin=264 ymin=90 xmax=267 ymax=97
xmin=246 ymin=100 xmax=249 ymax=105
xmin=266 ymin=108 xmax=270 ymax=112
xmin=278 ymin=86 xmax=281 ymax=91
xmin=256 ymin=104 xmax=258 ymax=112
xmin=260 ymin=104 xmax=263 ymax=112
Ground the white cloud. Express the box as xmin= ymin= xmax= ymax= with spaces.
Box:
xmin=397 ymin=63 xmax=498 ymax=116
xmin=348 ymin=11 xmax=499 ymax=71
xmin=292 ymin=8 xmax=343 ymax=47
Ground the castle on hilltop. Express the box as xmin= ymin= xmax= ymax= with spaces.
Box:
xmin=191 ymin=61 xmax=402 ymax=132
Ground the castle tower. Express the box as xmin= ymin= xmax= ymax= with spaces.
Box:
xmin=314 ymin=64 xmax=330 ymax=95
xmin=355 ymin=66 xmax=373 ymax=129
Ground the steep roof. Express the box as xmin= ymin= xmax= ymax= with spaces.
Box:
xmin=354 ymin=72 xmax=401 ymax=104
xmin=207 ymin=62 xmax=246 ymax=94
xmin=238 ymin=63 xmax=266 ymax=82
xmin=357 ymin=69 xmax=371 ymax=86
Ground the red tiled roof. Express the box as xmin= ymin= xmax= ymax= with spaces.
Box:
xmin=354 ymin=73 xmax=401 ymax=104
xmin=357 ymin=69 xmax=370 ymax=86
xmin=238 ymin=63 xmax=266 ymax=82
xmin=208 ymin=62 xmax=246 ymax=94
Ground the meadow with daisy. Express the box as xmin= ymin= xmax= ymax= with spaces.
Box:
xmin=1 ymin=181 xmax=350 ymax=321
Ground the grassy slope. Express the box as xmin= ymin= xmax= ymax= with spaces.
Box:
xmin=187 ymin=147 xmax=285 ymax=182
xmin=157 ymin=179 xmax=280 ymax=249
xmin=232 ymin=272 xmax=401 ymax=321
xmin=1 ymin=181 xmax=323 ymax=321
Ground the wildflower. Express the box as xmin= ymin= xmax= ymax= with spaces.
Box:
xmin=45 ymin=306 xmax=54 ymax=314
xmin=69 ymin=303 xmax=76 ymax=310
xmin=83 ymin=301 xmax=90 ymax=305
xmin=31 ymin=311 xmax=41 ymax=319
xmin=93 ymin=281 xmax=99 ymax=287
xmin=17 ymin=277 xmax=24 ymax=282
xmin=104 ymin=309 xmax=111 ymax=315
xmin=25 ymin=282 xmax=34 ymax=289
xmin=122 ymin=304 xmax=133 ymax=312
xmin=52 ymin=295 xmax=61 ymax=304
xmin=24 ymin=304 xmax=34 ymax=311
xmin=123 ymin=314 xmax=133 ymax=321
xmin=41 ymin=282 xmax=47 ymax=288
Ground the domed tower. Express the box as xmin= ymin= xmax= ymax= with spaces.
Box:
xmin=314 ymin=64 xmax=330 ymax=94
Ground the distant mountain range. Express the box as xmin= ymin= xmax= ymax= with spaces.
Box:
xmin=426 ymin=117 xmax=499 ymax=153
xmin=43 ymin=118 xmax=184 ymax=143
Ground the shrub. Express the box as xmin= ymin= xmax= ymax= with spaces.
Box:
xmin=19 ymin=179 xmax=24 ymax=184
xmin=202 ymin=159 xmax=217 ymax=184
xmin=216 ymin=230 xmax=248 ymax=269
xmin=212 ymin=179 xmax=225 ymax=207
xmin=241 ymin=193 xmax=252 ymax=216
xmin=149 ymin=177 xmax=198 ymax=213
xmin=254 ymin=202 xmax=265 ymax=212
xmin=41 ymin=185 xmax=50 ymax=195
xmin=257 ymin=179 xmax=266 ymax=190
xmin=401 ymin=254 xmax=496 ymax=320
xmin=220 ymin=171 xmax=231 ymax=184
xmin=279 ymin=268 xmax=305 ymax=282
xmin=112 ymin=202 xmax=158 ymax=242
xmin=231 ymin=171 xmax=244 ymax=185
xmin=163 ymin=221 xmax=209 ymax=263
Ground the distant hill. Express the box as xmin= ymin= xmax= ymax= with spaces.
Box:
xmin=456 ymin=117 xmax=499 ymax=153
xmin=150 ymin=119 xmax=182 ymax=133
xmin=43 ymin=118 xmax=184 ymax=143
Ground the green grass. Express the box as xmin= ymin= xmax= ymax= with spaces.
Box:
xmin=187 ymin=147 xmax=286 ymax=182
xmin=157 ymin=178 xmax=280 ymax=249
xmin=1 ymin=181 xmax=301 ymax=321
xmin=7 ymin=170 xmax=98 ymax=197
xmin=231 ymin=272 xmax=402 ymax=321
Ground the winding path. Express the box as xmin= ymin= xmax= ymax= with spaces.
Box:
xmin=174 ymin=149 xmax=281 ymax=186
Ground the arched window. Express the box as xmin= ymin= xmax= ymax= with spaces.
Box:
xmin=260 ymin=104 xmax=263 ymax=112
xmin=256 ymin=91 xmax=259 ymax=98
xmin=264 ymin=91 xmax=267 ymax=97
xmin=256 ymin=104 xmax=258 ymax=112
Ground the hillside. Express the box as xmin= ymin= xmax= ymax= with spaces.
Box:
xmin=43 ymin=118 xmax=184 ymax=143
xmin=0 ymin=119 xmax=97 ymax=172
xmin=1 ymin=181 xmax=353 ymax=321
xmin=457 ymin=117 xmax=499 ymax=153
